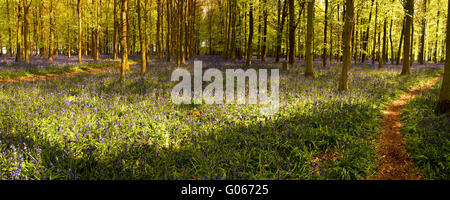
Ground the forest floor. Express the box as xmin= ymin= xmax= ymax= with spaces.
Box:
xmin=0 ymin=55 xmax=447 ymax=180
xmin=376 ymin=76 xmax=442 ymax=180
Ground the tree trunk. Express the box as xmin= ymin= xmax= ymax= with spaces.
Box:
xmin=261 ymin=0 xmax=267 ymax=61
xmin=246 ymin=2 xmax=253 ymax=66
xmin=120 ymin=0 xmax=129 ymax=83
xmin=16 ymin=1 xmax=23 ymax=62
xmin=379 ymin=16 xmax=387 ymax=68
xmin=340 ymin=0 xmax=354 ymax=91
xmin=48 ymin=0 xmax=55 ymax=61
xmin=401 ymin=0 xmax=414 ymax=75
xmin=434 ymin=0 xmax=440 ymax=63
xmin=6 ymin=0 xmax=12 ymax=57
xmin=78 ymin=0 xmax=83 ymax=64
xmin=434 ymin=0 xmax=450 ymax=114
xmin=305 ymin=0 xmax=315 ymax=76
xmin=418 ymin=0 xmax=427 ymax=64
xmin=288 ymin=0 xmax=295 ymax=65
xmin=230 ymin=0 xmax=237 ymax=61
xmin=138 ymin=0 xmax=146 ymax=75
xmin=361 ymin=0 xmax=375 ymax=63
xmin=166 ymin=0 xmax=172 ymax=62
xmin=275 ymin=0 xmax=287 ymax=63
xmin=323 ymin=0 xmax=328 ymax=67
xmin=23 ymin=0 xmax=31 ymax=63
xmin=372 ymin=2 xmax=378 ymax=64
xmin=396 ymin=19 xmax=405 ymax=65
xmin=156 ymin=0 xmax=162 ymax=59
xmin=389 ymin=16 xmax=394 ymax=64
xmin=113 ymin=0 xmax=119 ymax=60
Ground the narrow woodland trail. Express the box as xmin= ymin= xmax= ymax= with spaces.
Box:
xmin=375 ymin=76 xmax=443 ymax=180
xmin=0 ymin=62 xmax=138 ymax=84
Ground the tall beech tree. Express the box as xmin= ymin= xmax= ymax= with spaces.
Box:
xmin=16 ymin=0 xmax=23 ymax=62
xmin=305 ymin=0 xmax=315 ymax=76
xmin=138 ymin=0 xmax=146 ymax=75
xmin=401 ymin=0 xmax=414 ymax=75
xmin=78 ymin=0 xmax=82 ymax=64
xmin=246 ymin=1 xmax=254 ymax=66
xmin=48 ymin=0 xmax=55 ymax=62
xmin=340 ymin=0 xmax=354 ymax=91
xmin=418 ymin=0 xmax=427 ymax=65
xmin=120 ymin=0 xmax=129 ymax=82
xmin=435 ymin=0 xmax=450 ymax=114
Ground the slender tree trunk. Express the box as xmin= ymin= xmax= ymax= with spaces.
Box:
xmin=418 ymin=0 xmax=427 ymax=64
xmin=401 ymin=0 xmax=414 ymax=75
xmin=305 ymin=0 xmax=315 ymax=76
xmin=138 ymin=0 xmax=146 ymax=75
xmin=246 ymin=2 xmax=253 ymax=66
xmin=434 ymin=0 xmax=440 ymax=63
xmin=230 ymin=0 xmax=237 ymax=61
xmin=340 ymin=0 xmax=354 ymax=91
xmin=389 ymin=16 xmax=394 ymax=63
xmin=113 ymin=0 xmax=119 ymax=60
xmin=6 ymin=0 xmax=13 ymax=57
xmin=361 ymin=0 xmax=375 ymax=63
xmin=323 ymin=0 xmax=328 ymax=67
xmin=288 ymin=0 xmax=295 ymax=65
xmin=78 ymin=0 xmax=83 ymax=64
xmin=156 ymin=0 xmax=161 ymax=58
xmin=396 ymin=19 xmax=405 ymax=65
xmin=372 ymin=2 xmax=378 ymax=64
xmin=275 ymin=0 xmax=287 ymax=63
xmin=23 ymin=0 xmax=31 ymax=63
xmin=379 ymin=16 xmax=387 ymax=68
xmin=66 ymin=0 xmax=71 ymax=58
xmin=261 ymin=0 xmax=267 ymax=61
xmin=434 ymin=0 xmax=450 ymax=114
xmin=166 ymin=0 xmax=172 ymax=62
xmin=16 ymin=1 xmax=23 ymax=62
xmin=48 ymin=0 xmax=55 ymax=61
xmin=120 ymin=0 xmax=129 ymax=82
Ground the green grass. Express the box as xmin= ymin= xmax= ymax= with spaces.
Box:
xmin=0 ymin=61 xmax=122 ymax=80
xmin=0 ymin=62 xmax=445 ymax=180
xmin=402 ymin=80 xmax=450 ymax=180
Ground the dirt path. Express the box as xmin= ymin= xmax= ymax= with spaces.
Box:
xmin=0 ymin=62 xmax=138 ymax=84
xmin=375 ymin=76 xmax=442 ymax=180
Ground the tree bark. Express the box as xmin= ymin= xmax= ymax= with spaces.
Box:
xmin=379 ymin=16 xmax=387 ymax=68
xmin=16 ymin=0 xmax=23 ymax=62
xmin=78 ymin=0 xmax=83 ymax=64
xmin=435 ymin=0 xmax=450 ymax=114
xmin=23 ymin=0 xmax=31 ymax=63
xmin=48 ymin=0 xmax=55 ymax=61
xmin=138 ymin=0 xmax=146 ymax=75
xmin=339 ymin=0 xmax=354 ymax=91
xmin=362 ymin=0 xmax=375 ymax=63
xmin=323 ymin=0 xmax=328 ymax=67
xmin=275 ymin=0 xmax=287 ymax=62
xmin=166 ymin=0 xmax=172 ymax=62
xmin=261 ymin=0 xmax=267 ymax=61
xmin=401 ymin=0 xmax=414 ymax=75
xmin=113 ymin=0 xmax=119 ymax=60
xmin=288 ymin=0 xmax=295 ymax=65
xmin=396 ymin=19 xmax=405 ymax=65
xmin=120 ymin=0 xmax=129 ymax=82
xmin=305 ymin=0 xmax=315 ymax=76
xmin=418 ymin=0 xmax=427 ymax=64
xmin=372 ymin=2 xmax=378 ymax=64
xmin=6 ymin=0 xmax=13 ymax=57
xmin=246 ymin=2 xmax=254 ymax=66
xmin=434 ymin=0 xmax=440 ymax=63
